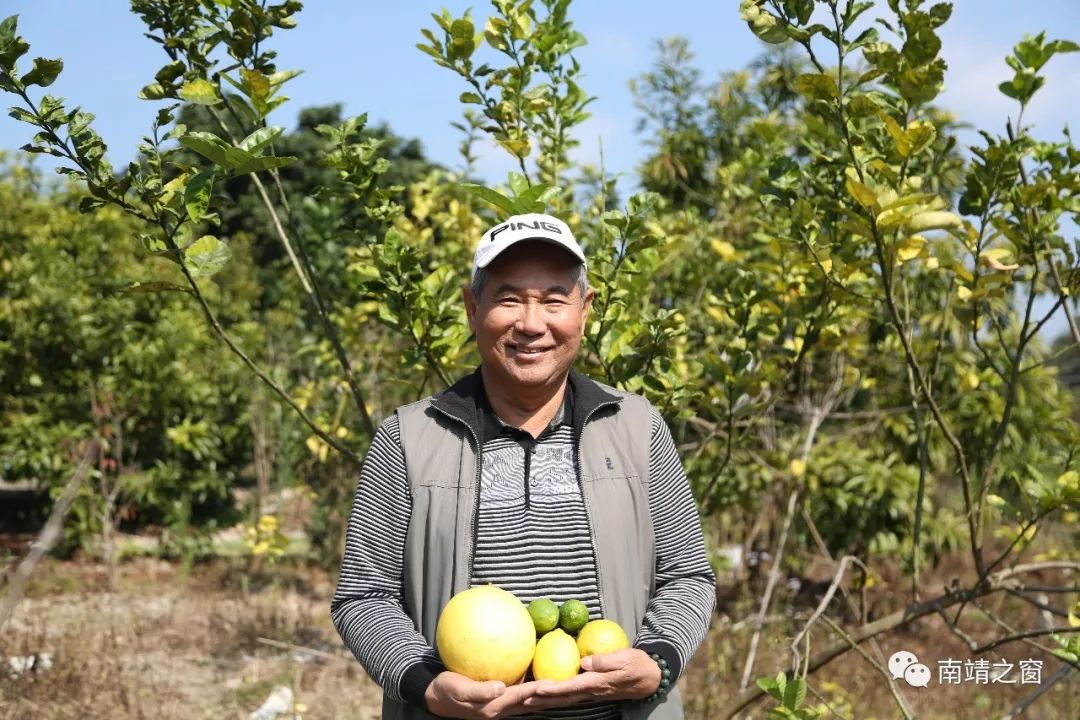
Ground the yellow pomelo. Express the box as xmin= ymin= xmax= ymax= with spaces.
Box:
xmin=436 ymin=585 xmax=536 ymax=685
xmin=576 ymin=619 xmax=630 ymax=657
xmin=532 ymin=628 xmax=581 ymax=681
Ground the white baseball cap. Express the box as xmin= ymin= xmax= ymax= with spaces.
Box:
xmin=472 ymin=213 xmax=586 ymax=279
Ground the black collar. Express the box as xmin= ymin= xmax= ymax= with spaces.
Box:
xmin=429 ymin=367 xmax=622 ymax=443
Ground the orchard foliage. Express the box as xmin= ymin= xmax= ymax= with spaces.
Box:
xmin=2 ymin=0 xmax=1080 ymax=715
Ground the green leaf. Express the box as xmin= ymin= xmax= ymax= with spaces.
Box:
xmin=178 ymin=132 xmax=255 ymax=171
xmin=184 ymin=235 xmax=231 ymax=280
xmin=508 ymin=172 xmax=531 ymax=197
xmin=78 ymin=196 xmax=106 ymax=213
xmin=740 ymin=1 xmax=789 ymax=44
xmin=449 ymin=16 xmax=477 ymax=60
xmin=179 ymin=132 xmax=232 ymax=167
xmin=795 ymin=73 xmax=840 ymax=101
xmin=138 ymin=82 xmax=173 ymax=101
xmin=20 ymin=57 xmax=62 ymax=88
xmin=0 ymin=15 xmax=16 ymax=45
xmin=783 ymin=677 xmax=806 ymax=710
xmin=178 ymin=78 xmax=221 ymax=105
xmin=154 ymin=60 xmax=185 ymax=84
xmin=0 ymin=15 xmax=30 ymax=70
xmin=514 ymin=184 xmax=560 ymax=213
xmin=239 ymin=125 xmax=283 ymax=153
xmin=183 ymin=169 xmax=215 ymax=223
xmin=462 ymin=183 xmax=517 ymax=215
xmin=232 ymin=154 xmax=295 ymax=176
xmin=754 ymin=671 xmax=786 ymax=701
xmin=8 ymin=106 xmax=35 ymax=123
xmin=459 ymin=91 xmax=483 ymax=105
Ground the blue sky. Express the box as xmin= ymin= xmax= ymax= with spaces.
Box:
xmin=1 ymin=2 xmax=1078 ymax=337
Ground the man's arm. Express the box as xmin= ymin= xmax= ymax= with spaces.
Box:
xmin=633 ymin=405 xmax=717 ymax=681
xmin=330 ymin=415 xmax=442 ymax=705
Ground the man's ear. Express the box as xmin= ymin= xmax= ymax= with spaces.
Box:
xmin=463 ymin=284 xmax=479 ymax=333
xmin=580 ymin=288 xmax=595 ymax=334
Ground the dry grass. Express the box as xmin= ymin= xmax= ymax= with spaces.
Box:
xmin=1 ymin=557 xmax=1076 ymax=719
xmin=0 ymin=558 xmax=382 ymax=720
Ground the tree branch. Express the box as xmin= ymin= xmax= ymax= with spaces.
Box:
xmin=0 ymin=441 xmax=98 ymax=633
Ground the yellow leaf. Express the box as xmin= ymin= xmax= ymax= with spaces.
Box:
xmin=986 ymin=494 xmax=1006 ymax=507
xmin=895 ymin=235 xmax=927 ymax=263
xmin=845 ymin=177 xmax=877 ymax=209
xmin=925 ymin=257 xmax=939 ymax=270
xmin=963 ymin=371 xmax=980 ymax=389
xmin=903 ymin=119 xmax=937 ymax=157
xmin=1057 ymin=470 xmax=1079 ymax=489
xmin=956 ymin=286 xmax=972 ymax=301
xmin=979 ymin=247 xmax=1020 ymax=272
xmin=710 ymin=239 xmax=736 ymax=260
xmin=178 ymin=78 xmax=222 ymax=106
xmin=880 ymin=112 xmax=907 ymax=152
xmin=907 ymin=211 xmax=962 ymax=232
xmin=789 ymin=458 xmax=806 ymax=478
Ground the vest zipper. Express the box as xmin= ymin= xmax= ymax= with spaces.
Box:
xmin=574 ymin=399 xmax=621 ymax=620
xmin=432 ymin=395 xmax=623 ymax=600
xmin=429 ymin=406 xmax=482 ymax=586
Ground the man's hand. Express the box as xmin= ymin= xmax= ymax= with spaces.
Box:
xmin=522 ymin=648 xmax=662 ymax=710
xmin=423 ymin=671 xmax=540 ymax=719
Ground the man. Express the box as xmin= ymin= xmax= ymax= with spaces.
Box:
xmin=332 ymin=213 xmax=715 ymax=719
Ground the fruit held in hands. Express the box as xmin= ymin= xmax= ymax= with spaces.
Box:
xmin=436 ymin=585 xmax=536 ymax=685
xmin=527 ymin=598 xmax=559 ymax=635
xmin=532 ymin=628 xmax=581 ymax=681
xmin=576 ymin=619 xmax=630 ymax=656
xmin=558 ymin=598 xmax=590 ymax=634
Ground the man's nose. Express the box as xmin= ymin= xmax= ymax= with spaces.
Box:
xmin=515 ymin=301 xmax=546 ymax=335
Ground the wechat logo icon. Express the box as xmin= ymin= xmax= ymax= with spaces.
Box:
xmin=889 ymin=650 xmax=931 ymax=688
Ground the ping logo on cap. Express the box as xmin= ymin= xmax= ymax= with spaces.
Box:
xmin=489 ymin=220 xmax=564 ymax=241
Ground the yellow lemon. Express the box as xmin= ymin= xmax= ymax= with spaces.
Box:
xmin=532 ymin=628 xmax=580 ymax=681
xmin=576 ymin=619 xmax=630 ymax=657
xmin=436 ymin=585 xmax=536 ymax=685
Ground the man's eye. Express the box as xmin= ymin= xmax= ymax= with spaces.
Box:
xmin=497 ymin=297 xmax=520 ymax=305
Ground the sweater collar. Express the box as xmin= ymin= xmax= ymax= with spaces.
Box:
xmin=430 ymin=366 xmax=622 ymax=441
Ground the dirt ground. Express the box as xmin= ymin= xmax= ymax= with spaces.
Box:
xmin=0 ymin=558 xmax=1077 ymax=719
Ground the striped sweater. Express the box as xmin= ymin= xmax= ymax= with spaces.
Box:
xmin=331 ymin=381 xmax=715 ymax=717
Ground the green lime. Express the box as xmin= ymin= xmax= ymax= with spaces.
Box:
xmin=558 ymin=599 xmax=590 ymax=635
xmin=527 ymin=598 xmax=559 ymax=635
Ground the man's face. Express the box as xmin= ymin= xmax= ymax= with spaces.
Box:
xmin=465 ymin=241 xmax=593 ymax=392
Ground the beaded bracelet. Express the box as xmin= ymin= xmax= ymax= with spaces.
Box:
xmin=642 ymin=653 xmax=672 ymax=704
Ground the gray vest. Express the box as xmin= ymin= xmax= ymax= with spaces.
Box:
xmin=386 ymin=376 xmax=683 ymax=720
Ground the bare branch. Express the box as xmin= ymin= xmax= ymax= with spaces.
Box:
xmin=820 ymin=616 xmax=914 ymax=720
xmin=0 ymin=441 xmax=98 ymax=633
xmin=1000 ymin=664 xmax=1074 ymax=720
xmin=719 ymin=561 xmax=1080 ymax=718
